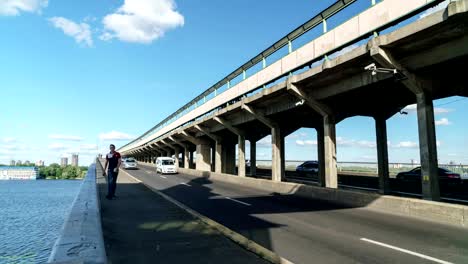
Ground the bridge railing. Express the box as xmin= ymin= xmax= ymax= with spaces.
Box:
xmin=47 ymin=163 xmax=107 ymax=264
xmin=252 ymin=160 xmax=468 ymax=177
xmin=120 ymin=0 xmax=447 ymax=153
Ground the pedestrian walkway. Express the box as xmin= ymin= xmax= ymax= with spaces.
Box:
xmin=96 ymin=162 xmax=269 ymax=264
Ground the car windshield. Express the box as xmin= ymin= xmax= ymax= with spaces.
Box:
xmin=126 ymin=159 xmax=135 ymax=162
xmin=162 ymin=160 xmax=174 ymax=165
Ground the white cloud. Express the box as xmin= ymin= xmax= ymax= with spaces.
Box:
xmin=356 ymin=140 xmax=376 ymax=148
xmin=435 ymin=118 xmax=451 ymax=126
xmin=2 ymin=137 xmax=17 ymax=143
xmin=257 ymin=136 xmax=271 ymax=148
xmin=49 ymin=134 xmax=84 ymax=141
xmin=296 ymin=140 xmax=305 ymax=146
xmin=296 ymin=140 xmax=317 ymax=147
xmin=402 ymin=104 xmax=454 ymax=116
xmin=48 ymin=143 xmax=68 ymax=150
xmin=0 ymin=0 xmax=48 ymax=16
xmin=80 ymin=144 xmax=98 ymax=150
xmin=101 ymin=0 xmax=184 ymax=44
xmin=49 ymin=17 xmax=93 ymax=47
xmin=3 ymin=145 xmax=18 ymax=150
xmin=395 ymin=141 xmax=419 ymax=148
xmin=99 ymin=131 xmax=134 ymax=141
xmin=419 ymin=0 xmax=449 ymax=19
xmin=434 ymin=108 xmax=453 ymax=114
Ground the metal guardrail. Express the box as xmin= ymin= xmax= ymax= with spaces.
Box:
xmin=254 ymin=160 xmax=468 ymax=176
xmin=48 ymin=164 xmax=107 ymax=264
xmin=120 ymin=0 xmax=446 ymax=153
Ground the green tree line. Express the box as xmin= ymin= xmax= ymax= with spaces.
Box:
xmin=39 ymin=164 xmax=88 ymax=180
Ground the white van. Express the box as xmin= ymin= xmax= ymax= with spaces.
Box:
xmin=156 ymin=157 xmax=178 ymax=174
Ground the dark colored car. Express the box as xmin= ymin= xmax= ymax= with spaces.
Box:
xmin=296 ymin=161 xmax=319 ymax=175
xmin=396 ymin=167 xmax=462 ymax=184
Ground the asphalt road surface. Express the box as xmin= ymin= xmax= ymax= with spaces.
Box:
xmin=121 ymin=164 xmax=468 ymax=264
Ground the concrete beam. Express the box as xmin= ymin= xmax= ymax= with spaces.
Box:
xmin=213 ymin=116 xmax=245 ymax=136
xmin=178 ymin=131 xmax=204 ymax=145
xmin=241 ymin=103 xmax=277 ymax=129
xmin=287 ymin=80 xmax=332 ymax=116
xmin=194 ymin=125 xmax=222 ymax=142
xmin=370 ymin=45 xmax=425 ymax=95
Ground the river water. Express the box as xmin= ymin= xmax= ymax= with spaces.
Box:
xmin=0 ymin=180 xmax=81 ymax=263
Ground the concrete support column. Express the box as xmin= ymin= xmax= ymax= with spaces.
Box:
xmin=250 ymin=139 xmax=257 ymax=177
xmin=271 ymin=126 xmax=285 ymax=182
xmin=189 ymin=151 xmax=195 ymax=169
xmin=317 ymin=126 xmax=326 ymax=187
xmin=375 ymin=116 xmax=390 ymax=194
xmin=323 ymin=115 xmax=338 ymax=188
xmin=222 ymin=143 xmax=236 ymax=175
xmin=238 ymin=135 xmax=246 ymax=177
xmin=211 ymin=146 xmax=215 ymax=172
xmin=215 ymin=141 xmax=223 ymax=173
xmin=174 ymin=148 xmax=180 ymax=168
xmin=416 ymin=93 xmax=440 ymax=201
xmin=196 ymin=144 xmax=211 ymax=171
xmin=184 ymin=147 xmax=190 ymax=169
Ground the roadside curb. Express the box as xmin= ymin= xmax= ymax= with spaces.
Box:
xmin=118 ymin=168 xmax=294 ymax=264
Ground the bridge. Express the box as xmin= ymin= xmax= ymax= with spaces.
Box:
xmin=119 ymin=0 xmax=468 ymax=201
xmin=48 ymin=1 xmax=468 ymax=263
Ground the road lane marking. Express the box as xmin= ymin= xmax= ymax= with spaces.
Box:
xmin=360 ymin=238 xmax=453 ymax=264
xmin=180 ymin=183 xmax=191 ymax=187
xmin=160 ymin=176 xmax=167 ymax=179
xmin=124 ymin=172 xmax=142 ymax=183
xmin=225 ymin=197 xmax=251 ymax=206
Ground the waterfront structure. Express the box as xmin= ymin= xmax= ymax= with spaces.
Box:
xmin=72 ymin=154 xmax=79 ymax=166
xmin=35 ymin=160 xmax=45 ymax=166
xmin=10 ymin=160 xmax=15 ymax=166
xmin=61 ymin=157 xmax=68 ymax=167
xmin=0 ymin=166 xmax=39 ymax=180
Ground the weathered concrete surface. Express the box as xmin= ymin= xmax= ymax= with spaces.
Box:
xmin=48 ymin=164 xmax=107 ymax=264
xmin=96 ymin=161 xmax=270 ymax=264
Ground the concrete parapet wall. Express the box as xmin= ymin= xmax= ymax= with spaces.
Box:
xmin=48 ymin=163 xmax=107 ymax=264
xmin=178 ymin=168 xmax=468 ymax=228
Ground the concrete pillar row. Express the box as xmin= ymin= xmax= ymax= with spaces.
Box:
xmin=271 ymin=126 xmax=285 ymax=182
xmin=238 ymin=135 xmax=246 ymax=177
xmin=375 ymin=116 xmax=390 ymax=194
xmin=416 ymin=92 xmax=440 ymax=201
xmin=323 ymin=115 xmax=338 ymax=188
xmin=196 ymin=144 xmax=211 ymax=171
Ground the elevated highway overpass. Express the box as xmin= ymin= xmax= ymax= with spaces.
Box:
xmin=119 ymin=0 xmax=468 ymax=201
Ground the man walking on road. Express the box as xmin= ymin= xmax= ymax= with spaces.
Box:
xmin=103 ymin=144 xmax=121 ymax=200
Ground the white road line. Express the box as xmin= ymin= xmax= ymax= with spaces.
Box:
xmin=360 ymin=238 xmax=453 ymax=264
xmin=160 ymin=176 xmax=167 ymax=179
xmin=124 ymin=172 xmax=142 ymax=183
xmin=225 ymin=197 xmax=251 ymax=206
xmin=180 ymin=183 xmax=191 ymax=187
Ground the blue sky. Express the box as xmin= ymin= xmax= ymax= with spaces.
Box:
xmin=0 ymin=0 xmax=466 ymax=166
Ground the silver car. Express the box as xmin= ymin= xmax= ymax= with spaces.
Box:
xmin=122 ymin=158 xmax=138 ymax=170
